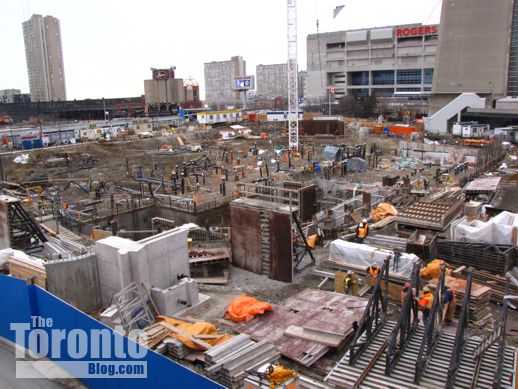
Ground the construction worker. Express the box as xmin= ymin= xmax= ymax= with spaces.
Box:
xmin=366 ymin=262 xmax=379 ymax=279
xmin=355 ymin=218 xmax=369 ymax=244
xmin=418 ymin=286 xmax=434 ymax=324
xmin=344 ymin=271 xmax=353 ymax=295
xmin=443 ymin=286 xmax=457 ymax=324
xmin=350 ymin=271 xmax=359 ymax=296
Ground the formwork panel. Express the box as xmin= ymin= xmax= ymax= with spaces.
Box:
xmin=230 ymin=205 xmax=262 ymax=274
xmin=268 ymin=212 xmax=293 ymax=283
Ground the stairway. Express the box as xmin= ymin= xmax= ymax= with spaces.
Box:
xmin=326 ymin=321 xmax=516 ymax=388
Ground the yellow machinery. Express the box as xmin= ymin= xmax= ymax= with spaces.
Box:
xmin=244 ymin=364 xmax=298 ymax=389
xmin=24 ymin=185 xmax=45 ymax=206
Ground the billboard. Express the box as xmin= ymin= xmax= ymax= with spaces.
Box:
xmin=233 ymin=76 xmax=255 ymax=90
xmin=152 ymin=68 xmax=175 ymax=80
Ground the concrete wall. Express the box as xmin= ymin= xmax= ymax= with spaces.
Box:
xmin=95 ymin=226 xmax=192 ymax=308
xmin=430 ymin=0 xmax=514 ymax=114
xmin=45 ymin=255 xmax=101 ymax=313
xmin=399 ymin=141 xmax=483 ymax=165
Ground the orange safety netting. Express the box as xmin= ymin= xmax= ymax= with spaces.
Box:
xmin=157 ymin=316 xmax=232 ymax=350
xmin=225 ymin=295 xmax=273 ymax=323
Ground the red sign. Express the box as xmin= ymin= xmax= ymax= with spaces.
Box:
xmin=396 ymin=25 xmax=438 ymax=38
xmin=329 ymin=87 xmax=336 ymax=93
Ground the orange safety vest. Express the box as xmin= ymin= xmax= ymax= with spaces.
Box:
xmin=418 ymin=292 xmax=434 ymax=310
xmin=369 ymin=267 xmax=379 ymax=278
xmin=344 ymin=276 xmax=352 ymax=289
xmin=357 ymin=224 xmax=368 ymax=239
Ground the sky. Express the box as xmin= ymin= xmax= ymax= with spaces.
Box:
xmin=0 ymin=0 xmax=442 ymax=100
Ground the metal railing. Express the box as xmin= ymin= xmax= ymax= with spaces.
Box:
xmin=348 ymin=258 xmax=389 ymax=365
xmin=385 ymin=261 xmax=421 ymax=374
xmin=414 ymin=264 xmax=447 ymax=383
xmin=492 ymin=277 xmax=510 ymax=389
xmin=446 ymin=267 xmax=473 ymax=388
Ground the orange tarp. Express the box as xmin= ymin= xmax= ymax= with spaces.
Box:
xmin=157 ymin=316 xmax=231 ymax=350
xmin=370 ymin=202 xmax=397 ymax=222
xmin=420 ymin=259 xmax=447 ymax=280
xmin=225 ymin=295 xmax=273 ymax=323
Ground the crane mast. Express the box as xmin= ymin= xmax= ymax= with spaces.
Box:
xmin=287 ymin=0 xmax=299 ymax=150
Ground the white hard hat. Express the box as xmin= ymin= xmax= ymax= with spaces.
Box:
xmin=362 ymin=218 xmax=368 ymax=223
xmin=347 ymin=270 xmax=353 ymax=275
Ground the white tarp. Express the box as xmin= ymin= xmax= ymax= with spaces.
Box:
xmin=329 ymin=240 xmax=419 ymax=278
xmin=452 ymin=212 xmax=518 ymax=245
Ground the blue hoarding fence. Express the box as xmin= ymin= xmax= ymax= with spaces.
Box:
xmin=0 ymin=275 xmax=222 ymax=388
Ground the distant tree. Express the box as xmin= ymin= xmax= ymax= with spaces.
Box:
xmin=339 ymin=95 xmax=359 ymax=117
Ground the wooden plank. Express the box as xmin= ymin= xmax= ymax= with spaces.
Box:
xmin=159 ymin=322 xmax=213 ymax=350
xmin=284 ymin=325 xmax=345 ymax=347
xmin=193 ymin=277 xmax=229 ymax=285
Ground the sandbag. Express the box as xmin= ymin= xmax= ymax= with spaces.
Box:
xmin=225 ymin=295 xmax=273 ymax=323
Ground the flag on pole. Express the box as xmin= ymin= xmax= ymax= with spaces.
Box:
xmin=333 ymin=5 xmax=345 ymax=18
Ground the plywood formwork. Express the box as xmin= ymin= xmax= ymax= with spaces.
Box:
xmin=230 ymin=198 xmax=295 ymax=282
xmin=234 ymin=289 xmax=368 ymax=367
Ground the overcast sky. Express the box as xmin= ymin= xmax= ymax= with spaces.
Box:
xmin=1 ymin=0 xmax=441 ymax=100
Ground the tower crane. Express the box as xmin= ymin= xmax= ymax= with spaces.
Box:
xmin=287 ymin=0 xmax=299 ymax=150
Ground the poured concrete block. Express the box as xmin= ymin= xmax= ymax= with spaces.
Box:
xmin=151 ymin=278 xmax=201 ymax=316
xmin=95 ymin=224 xmax=196 ymax=308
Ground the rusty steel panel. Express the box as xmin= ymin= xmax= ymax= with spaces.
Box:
xmin=299 ymin=185 xmax=317 ymax=221
xmin=230 ymin=205 xmax=262 ymax=274
xmin=235 ymin=289 xmax=368 ymax=366
xmin=268 ymin=212 xmax=292 ymax=283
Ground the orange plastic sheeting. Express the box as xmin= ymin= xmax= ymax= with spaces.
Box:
xmin=306 ymin=234 xmax=318 ymax=248
xmin=157 ymin=316 xmax=232 ymax=350
xmin=370 ymin=202 xmax=397 ymax=222
xmin=420 ymin=259 xmax=447 ymax=280
xmin=225 ymin=295 xmax=273 ymax=323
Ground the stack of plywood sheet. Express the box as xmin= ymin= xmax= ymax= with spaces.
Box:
xmin=8 ymin=253 xmax=46 ymax=288
xmin=427 ymin=276 xmax=492 ymax=327
xmin=204 ymin=334 xmax=280 ymax=388
xmin=234 ymin=289 xmax=368 ymax=367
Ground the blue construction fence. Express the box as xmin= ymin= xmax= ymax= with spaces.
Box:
xmin=0 ymin=275 xmax=223 ymax=388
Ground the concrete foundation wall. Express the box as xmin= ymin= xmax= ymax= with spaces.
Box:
xmin=45 ymin=255 xmax=101 ymax=313
xmin=95 ymin=227 xmax=192 ymax=308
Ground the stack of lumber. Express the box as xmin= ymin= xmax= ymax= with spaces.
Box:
xmin=164 ymin=337 xmax=189 ymax=359
xmin=137 ymin=323 xmax=169 ymax=350
xmin=8 ymin=254 xmax=46 ymax=288
xmin=427 ymin=275 xmax=492 ymax=328
xmin=204 ymin=334 xmax=280 ymax=388
xmin=456 ymin=267 xmax=518 ymax=304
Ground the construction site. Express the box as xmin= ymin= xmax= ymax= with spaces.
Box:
xmin=0 ymin=109 xmax=517 ymax=389
xmin=3 ymin=0 xmax=518 ymax=387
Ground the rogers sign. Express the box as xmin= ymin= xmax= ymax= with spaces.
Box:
xmin=396 ymin=25 xmax=438 ymax=37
